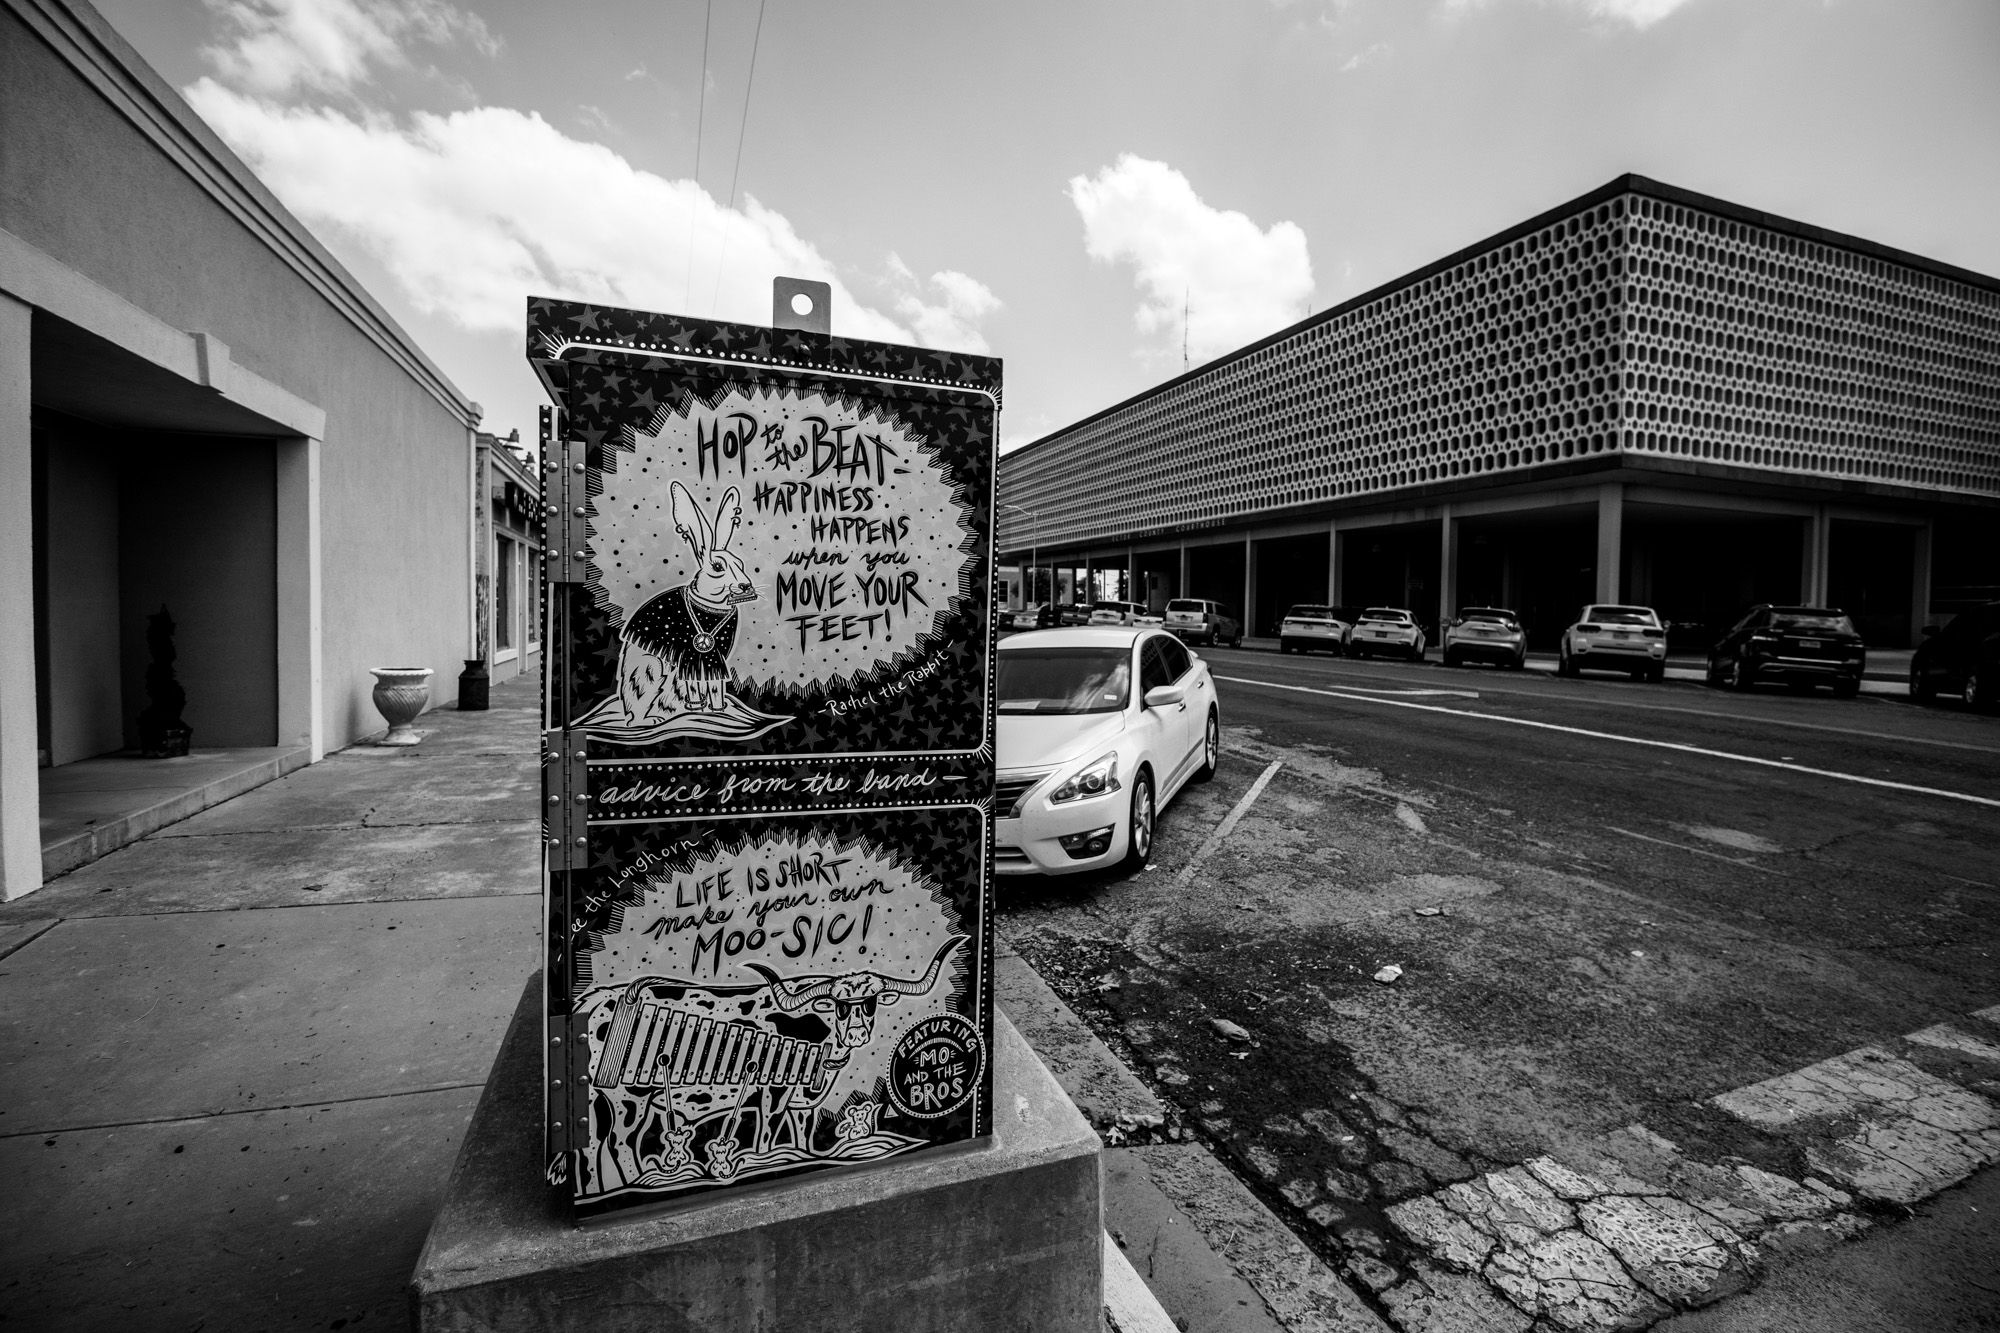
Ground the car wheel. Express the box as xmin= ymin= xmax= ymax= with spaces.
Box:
xmin=1193 ymin=709 xmax=1220 ymax=784
xmin=1706 ymin=656 xmax=1723 ymax=687
xmin=1442 ymin=649 xmax=1458 ymax=668
xmin=1833 ymin=678 xmax=1859 ymax=699
xmin=1909 ymin=663 xmax=1934 ymax=702
xmin=1557 ymin=646 xmax=1576 ymax=678
xmin=1511 ymin=651 xmax=1527 ymax=671
xmin=1648 ymin=665 xmax=1666 ymax=684
xmin=1122 ymin=769 xmax=1155 ymax=871
xmin=1730 ymin=656 xmax=1755 ymax=692
xmin=1966 ymin=668 xmax=1990 ymax=712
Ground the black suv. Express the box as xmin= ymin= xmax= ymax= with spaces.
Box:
xmin=1910 ymin=601 xmax=2000 ymax=710
xmin=1706 ymin=606 xmax=1866 ymax=697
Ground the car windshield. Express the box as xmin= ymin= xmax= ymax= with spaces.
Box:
xmin=1460 ymin=608 xmax=1517 ymax=625
xmin=1287 ymin=605 xmax=1334 ymax=619
xmin=1167 ymin=599 xmax=1204 ymax=612
xmin=1361 ymin=608 xmax=1408 ymax=623
xmin=1587 ymin=607 xmax=1655 ymax=626
xmin=1772 ymin=612 xmax=1856 ymax=634
xmin=997 ymin=648 xmax=1131 ymax=715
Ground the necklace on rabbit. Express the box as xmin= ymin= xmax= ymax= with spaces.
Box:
xmin=685 ymin=592 xmax=736 ymax=655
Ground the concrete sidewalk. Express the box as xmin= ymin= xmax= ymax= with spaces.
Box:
xmin=0 ymin=685 xmax=544 ymax=1331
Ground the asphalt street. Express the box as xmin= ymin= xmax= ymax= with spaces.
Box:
xmin=995 ymin=644 xmax=1999 ymax=1325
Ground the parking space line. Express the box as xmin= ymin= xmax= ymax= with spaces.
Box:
xmin=1215 ymin=675 xmax=2000 ymax=810
xmin=1173 ymin=760 xmax=1282 ymax=887
xmin=1605 ymin=825 xmax=1778 ymax=873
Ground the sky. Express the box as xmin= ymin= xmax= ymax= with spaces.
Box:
xmin=94 ymin=0 xmax=2000 ymax=452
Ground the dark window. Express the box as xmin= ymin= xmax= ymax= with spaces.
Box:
xmin=1140 ymin=638 xmax=1175 ymax=696
xmin=1158 ymin=636 xmax=1192 ymax=681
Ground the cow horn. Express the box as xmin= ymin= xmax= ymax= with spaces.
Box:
xmin=879 ymin=936 xmax=968 ymax=998
xmin=744 ymin=961 xmax=836 ymax=1011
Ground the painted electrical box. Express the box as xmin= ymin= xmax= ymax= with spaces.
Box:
xmin=528 ymin=296 xmax=1001 ymax=1220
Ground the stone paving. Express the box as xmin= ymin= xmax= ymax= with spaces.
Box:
xmin=1375 ymin=1009 xmax=2000 ymax=1332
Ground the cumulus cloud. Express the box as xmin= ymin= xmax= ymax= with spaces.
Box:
xmin=1069 ymin=154 xmax=1313 ymax=363
xmin=201 ymin=0 xmax=498 ymax=97
xmin=1442 ymin=0 xmax=1696 ymax=28
xmin=885 ymin=255 xmax=1002 ymax=354
xmin=185 ymin=81 xmax=997 ymax=348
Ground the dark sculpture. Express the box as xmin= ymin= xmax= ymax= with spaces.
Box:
xmin=137 ymin=605 xmax=191 ymax=757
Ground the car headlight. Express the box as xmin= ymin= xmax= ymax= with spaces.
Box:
xmin=1049 ymin=752 xmax=1121 ymax=804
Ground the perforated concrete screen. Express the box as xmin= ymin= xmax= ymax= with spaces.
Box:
xmin=997 ymin=177 xmax=2000 ymax=556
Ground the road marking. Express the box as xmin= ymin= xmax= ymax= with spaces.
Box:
xmin=1216 ymin=675 xmax=2000 ymax=810
xmin=1238 ymin=656 xmax=2000 ymax=755
xmin=1174 ymin=760 xmax=1282 ymax=887
xmin=1606 ymin=826 xmax=1777 ymax=873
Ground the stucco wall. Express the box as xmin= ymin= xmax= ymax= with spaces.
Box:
xmin=0 ymin=7 xmax=471 ymax=750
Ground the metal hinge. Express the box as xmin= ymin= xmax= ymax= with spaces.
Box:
xmin=545 ymin=433 xmax=588 ymax=585
xmin=543 ymin=728 xmax=589 ymax=870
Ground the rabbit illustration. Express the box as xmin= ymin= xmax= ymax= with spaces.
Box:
xmin=616 ymin=481 xmax=758 ymax=721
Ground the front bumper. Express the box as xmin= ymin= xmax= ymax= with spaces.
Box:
xmin=994 ymin=798 xmax=1129 ymax=875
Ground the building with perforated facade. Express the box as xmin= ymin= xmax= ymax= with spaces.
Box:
xmin=996 ymin=175 xmax=2000 ymax=650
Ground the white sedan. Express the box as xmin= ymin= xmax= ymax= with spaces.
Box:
xmin=1346 ymin=607 xmax=1426 ymax=661
xmin=994 ymin=627 xmax=1219 ymax=876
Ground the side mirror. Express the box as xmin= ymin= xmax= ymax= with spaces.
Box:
xmin=1921 ymin=625 xmax=1939 ymax=637
xmin=1143 ymin=684 xmax=1187 ymax=709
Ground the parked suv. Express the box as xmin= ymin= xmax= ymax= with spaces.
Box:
xmin=1165 ymin=598 xmax=1241 ymax=647
xmin=1278 ymin=605 xmax=1351 ymax=655
xmin=1707 ymin=605 xmax=1866 ymax=697
xmin=1909 ymin=600 xmax=1999 ymax=709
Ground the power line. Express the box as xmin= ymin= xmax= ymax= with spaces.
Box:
xmin=709 ymin=0 xmax=767 ymax=318
xmin=682 ymin=0 xmax=711 ymax=312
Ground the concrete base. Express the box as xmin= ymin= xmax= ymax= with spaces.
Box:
xmin=411 ymin=975 xmax=1103 ymax=1333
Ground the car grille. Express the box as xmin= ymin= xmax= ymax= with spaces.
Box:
xmin=994 ymin=769 xmax=1053 ymax=817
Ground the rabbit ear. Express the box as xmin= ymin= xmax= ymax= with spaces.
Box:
xmin=670 ymin=481 xmax=712 ymax=557
xmin=712 ymin=488 xmax=742 ymax=552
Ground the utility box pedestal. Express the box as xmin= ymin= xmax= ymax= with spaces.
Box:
xmin=410 ymin=976 xmax=1102 ymax=1332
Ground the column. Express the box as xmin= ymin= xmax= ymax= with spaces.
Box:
xmin=0 ymin=293 xmax=39 ymax=899
xmin=1801 ymin=506 xmax=1830 ymax=606
xmin=1910 ymin=520 xmax=1933 ymax=646
xmin=1326 ymin=525 xmax=1339 ymax=604
xmin=1438 ymin=506 xmax=1458 ymax=633
xmin=1243 ymin=537 xmax=1258 ymax=637
xmin=1595 ymin=482 xmax=1624 ymax=604
xmin=276 ymin=435 xmax=324 ymax=761
xmin=1178 ymin=545 xmax=1190 ymax=603
xmin=1125 ymin=548 xmax=1137 ymax=606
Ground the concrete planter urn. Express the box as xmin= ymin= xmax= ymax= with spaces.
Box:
xmin=370 ymin=667 xmax=434 ymax=746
